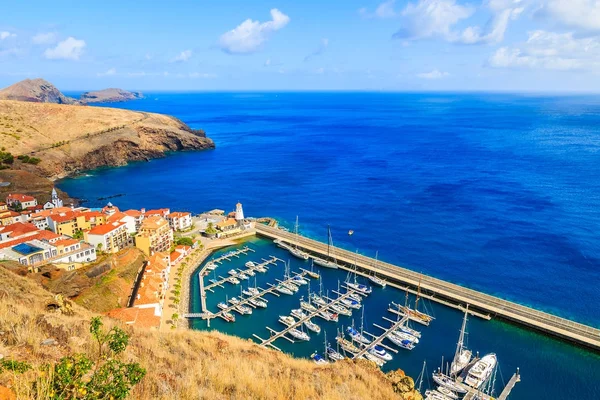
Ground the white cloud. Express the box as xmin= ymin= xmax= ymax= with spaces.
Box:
xmin=97 ymin=68 xmax=117 ymax=77
xmin=537 ymin=0 xmax=600 ymax=32
xmin=219 ymin=9 xmax=290 ymax=54
xmin=44 ymin=37 xmax=86 ymax=60
xmin=489 ymin=30 xmax=600 ymax=70
xmin=417 ymin=69 xmax=450 ymax=79
xmin=393 ymin=0 xmax=474 ymax=41
xmin=189 ymin=72 xmax=217 ymax=79
xmin=304 ymin=38 xmax=329 ymax=62
xmin=0 ymin=31 xmax=16 ymax=40
xmin=172 ymin=49 xmax=192 ymax=62
xmin=32 ymin=32 xmax=57 ymax=45
xmin=0 ymin=48 xmax=21 ymax=57
xmin=360 ymin=0 xmax=398 ymax=18
xmin=264 ymin=58 xmax=272 ymax=66
xmin=392 ymin=0 xmax=525 ymax=44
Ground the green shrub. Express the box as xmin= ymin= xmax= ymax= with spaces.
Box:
xmin=38 ymin=317 xmax=146 ymax=399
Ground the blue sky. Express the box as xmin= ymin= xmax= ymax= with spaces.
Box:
xmin=1 ymin=0 xmax=600 ymax=91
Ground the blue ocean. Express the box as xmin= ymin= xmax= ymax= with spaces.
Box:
xmin=59 ymin=92 xmax=600 ymax=398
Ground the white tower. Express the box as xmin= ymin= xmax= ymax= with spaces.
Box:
xmin=235 ymin=202 xmax=244 ymax=221
xmin=51 ymin=188 xmax=63 ymax=208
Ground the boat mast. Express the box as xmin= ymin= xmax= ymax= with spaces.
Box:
xmin=417 ymin=360 xmax=426 ymax=393
xmin=415 ymin=276 xmax=422 ymax=310
xmin=452 ymin=305 xmax=469 ymax=375
xmin=294 ymin=216 xmax=300 ymax=250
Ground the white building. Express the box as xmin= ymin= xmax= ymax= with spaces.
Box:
xmin=6 ymin=194 xmax=37 ymax=210
xmin=43 ymin=188 xmax=64 ymax=210
xmin=84 ymin=221 xmax=129 ymax=254
xmin=166 ymin=212 xmax=192 ymax=232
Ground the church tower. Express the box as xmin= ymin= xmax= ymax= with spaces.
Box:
xmin=51 ymin=188 xmax=63 ymax=208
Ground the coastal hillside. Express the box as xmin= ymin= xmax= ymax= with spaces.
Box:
xmin=0 ymin=78 xmax=76 ymax=104
xmin=80 ymin=88 xmax=144 ymax=104
xmin=0 ymin=266 xmax=422 ymax=400
xmin=0 ymin=99 xmax=214 ymax=179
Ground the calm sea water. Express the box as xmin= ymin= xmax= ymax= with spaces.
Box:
xmin=59 ymin=92 xmax=600 ymax=397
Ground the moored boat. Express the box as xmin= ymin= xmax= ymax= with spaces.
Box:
xmin=222 ymin=312 xmax=235 ymax=322
xmin=234 ymin=304 xmax=252 ymax=315
xmin=346 ymin=326 xmax=371 ymax=344
xmin=391 ymin=330 xmax=419 ymax=344
xmin=340 ymin=298 xmax=361 ymax=309
xmin=228 ymin=269 xmax=238 ymax=276
xmin=314 ymin=225 xmax=339 ymax=269
xmin=336 ymin=337 xmax=360 ymax=354
xmin=369 ymin=345 xmax=393 ymax=361
xmin=318 ymin=310 xmax=338 ymax=322
xmin=228 ymin=277 xmax=240 ymax=285
xmin=238 ymin=273 xmax=249 ymax=280
xmin=245 ymin=261 xmax=256 ymax=268
xmin=364 ymin=352 xmax=385 ymax=367
xmin=292 ymin=275 xmax=309 ymax=285
xmin=246 ymin=269 xmax=255 ymax=276
xmin=329 ymin=303 xmax=352 ymax=317
xmin=464 ymin=353 xmax=497 ymax=389
xmin=326 ymin=345 xmax=344 ymax=361
xmin=310 ymin=293 xmax=327 ymax=306
xmin=248 ymin=298 xmax=267 ymax=308
xmin=291 ymin=308 xmax=307 ymax=319
xmin=368 ymin=274 xmax=387 ymax=288
xmin=387 ymin=334 xmax=415 ymax=350
xmin=311 ymin=352 xmax=328 ymax=365
xmin=437 ymin=386 xmax=458 ymax=399
xmin=424 ymin=389 xmax=452 ymax=400
xmin=217 ymin=302 xmax=228 ymax=310
xmin=431 ymin=372 xmax=467 ymax=394
xmin=206 ymin=262 xmax=217 ymax=271
xmin=228 ymin=297 xmax=240 ymax=305
xmin=300 ymin=301 xmax=318 ymax=313
xmin=282 ymin=282 xmax=299 ymax=292
xmin=346 ymin=282 xmax=372 ymax=294
xmin=450 ymin=307 xmax=472 ymax=377
xmin=276 ymin=285 xmax=294 ymax=295
xmin=304 ymin=319 xmax=321 ymax=333
xmin=289 ymin=328 xmax=310 ymax=341
xmin=279 ymin=315 xmax=296 ymax=326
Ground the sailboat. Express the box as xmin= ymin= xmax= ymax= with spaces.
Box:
xmin=368 ymin=251 xmax=387 ymax=287
xmin=306 ymin=259 xmax=320 ymax=279
xmin=345 ymin=251 xmax=372 ymax=295
xmin=313 ymin=225 xmax=339 ymax=269
xmin=395 ymin=280 xmax=434 ymax=326
xmin=450 ymin=306 xmax=472 ymax=376
xmin=289 ymin=216 xmax=310 ymax=260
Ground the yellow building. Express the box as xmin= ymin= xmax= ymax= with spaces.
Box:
xmin=48 ymin=212 xmax=79 ymax=237
xmin=135 ymin=216 xmax=173 ymax=256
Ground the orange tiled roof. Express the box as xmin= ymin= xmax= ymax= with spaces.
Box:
xmin=144 ymin=209 xmax=170 ymax=216
xmin=0 ymin=222 xmax=39 ymax=237
xmin=49 ymin=211 xmax=80 ymax=223
xmin=7 ymin=194 xmax=36 ymax=202
xmin=124 ymin=209 xmax=143 ymax=217
xmin=140 ymin=216 xmax=169 ymax=231
xmin=108 ymin=212 xmax=128 ymax=222
xmin=169 ymin=251 xmax=182 ymax=264
xmin=54 ymin=239 xmax=79 ymax=247
xmin=216 ymin=218 xmax=237 ymax=228
xmin=87 ymin=221 xmax=125 ymax=236
xmin=36 ymin=230 xmax=62 ymax=241
xmin=136 ymin=270 xmax=164 ymax=306
xmin=167 ymin=212 xmax=190 ymax=218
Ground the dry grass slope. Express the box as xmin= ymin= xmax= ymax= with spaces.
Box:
xmin=0 ymin=267 xmax=422 ymax=400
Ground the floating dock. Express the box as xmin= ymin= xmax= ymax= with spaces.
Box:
xmin=253 ymin=288 xmax=360 ymax=351
xmin=255 ymin=224 xmax=600 ymax=351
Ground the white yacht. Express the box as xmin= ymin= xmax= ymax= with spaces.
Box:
xmin=464 ymin=353 xmax=497 ymax=389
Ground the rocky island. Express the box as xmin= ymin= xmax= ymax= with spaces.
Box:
xmin=80 ymin=88 xmax=144 ymax=104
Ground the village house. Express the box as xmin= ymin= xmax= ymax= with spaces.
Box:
xmin=135 ymin=216 xmax=173 ymax=256
xmin=123 ymin=209 xmax=145 ymax=231
xmin=6 ymin=194 xmax=37 ymax=210
xmin=108 ymin=212 xmax=137 ymax=234
xmin=84 ymin=221 xmax=129 ymax=254
xmin=215 ymin=218 xmax=241 ymax=238
xmin=166 ymin=211 xmax=193 ymax=232
xmin=144 ymin=208 xmax=171 ymax=218
xmin=169 ymin=244 xmax=192 ymax=265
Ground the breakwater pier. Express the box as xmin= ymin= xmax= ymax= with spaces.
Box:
xmin=255 ymin=224 xmax=600 ymax=351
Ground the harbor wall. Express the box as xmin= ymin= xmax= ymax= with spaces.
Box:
xmin=255 ymin=224 xmax=600 ymax=352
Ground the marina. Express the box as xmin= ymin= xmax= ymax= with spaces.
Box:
xmin=187 ymin=237 xmax=600 ymax=399
xmin=255 ymin=224 xmax=600 ymax=351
